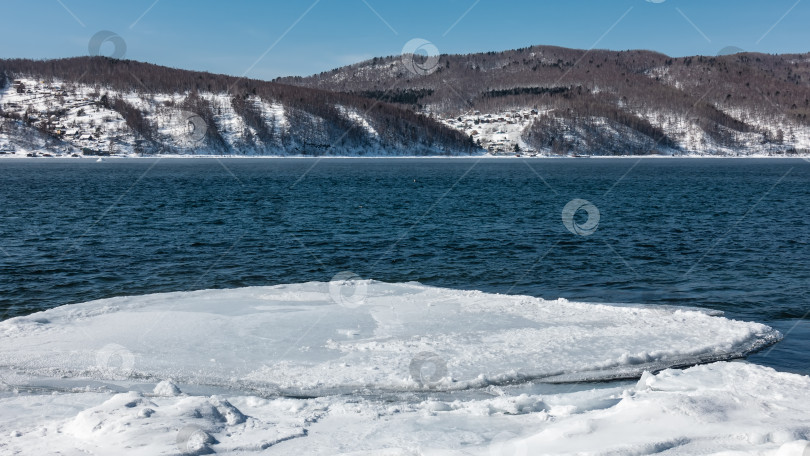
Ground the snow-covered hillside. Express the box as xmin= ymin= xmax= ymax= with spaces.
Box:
xmin=0 ymin=64 xmax=479 ymax=157
xmin=281 ymin=46 xmax=810 ymax=156
xmin=439 ymin=110 xmax=538 ymax=155
xmin=435 ymin=106 xmax=810 ymax=157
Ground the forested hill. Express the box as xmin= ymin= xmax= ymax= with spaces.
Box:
xmin=0 ymin=57 xmax=479 ymax=156
xmin=278 ymin=45 xmax=810 ymax=155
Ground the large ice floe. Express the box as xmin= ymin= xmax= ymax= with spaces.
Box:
xmin=1 ymin=281 xmax=809 ymax=455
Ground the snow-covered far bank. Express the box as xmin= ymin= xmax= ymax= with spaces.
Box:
xmin=0 ymin=77 xmax=478 ymax=157
xmin=3 ymin=77 xmax=809 ymax=159
xmin=437 ymin=108 xmax=810 ymax=157
xmin=0 ymin=281 xmax=806 ymax=454
xmin=2 ymin=152 xmax=810 ymax=159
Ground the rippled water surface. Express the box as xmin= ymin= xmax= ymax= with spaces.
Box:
xmin=0 ymin=158 xmax=808 ymax=374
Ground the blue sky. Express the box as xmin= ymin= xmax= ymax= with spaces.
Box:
xmin=0 ymin=0 xmax=807 ymax=80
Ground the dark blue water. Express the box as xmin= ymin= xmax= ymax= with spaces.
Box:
xmin=0 ymin=158 xmax=808 ymax=374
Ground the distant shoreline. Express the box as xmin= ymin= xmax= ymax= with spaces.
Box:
xmin=1 ymin=154 xmax=809 ymax=160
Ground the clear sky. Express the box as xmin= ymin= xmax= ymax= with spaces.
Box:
xmin=0 ymin=0 xmax=807 ymax=80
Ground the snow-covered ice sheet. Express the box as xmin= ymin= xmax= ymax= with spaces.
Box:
xmin=3 ymin=363 xmax=810 ymax=454
xmin=2 ymin=281 xmax=806 ymax=455
xmin=0 ymin=281 xmax=779 ymax=395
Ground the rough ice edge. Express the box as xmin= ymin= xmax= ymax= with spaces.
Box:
xmin=0 ymin=281 xmax=782 ymax=399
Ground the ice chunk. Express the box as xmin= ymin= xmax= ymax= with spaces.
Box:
xmin=0 ymin=281 xmax=780 ymax=395
xmin=153 ymin=380 xmax=182 ymax=397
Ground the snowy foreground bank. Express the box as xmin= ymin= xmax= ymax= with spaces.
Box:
xmin=0 ymin=281 xmax=808 ymax=455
